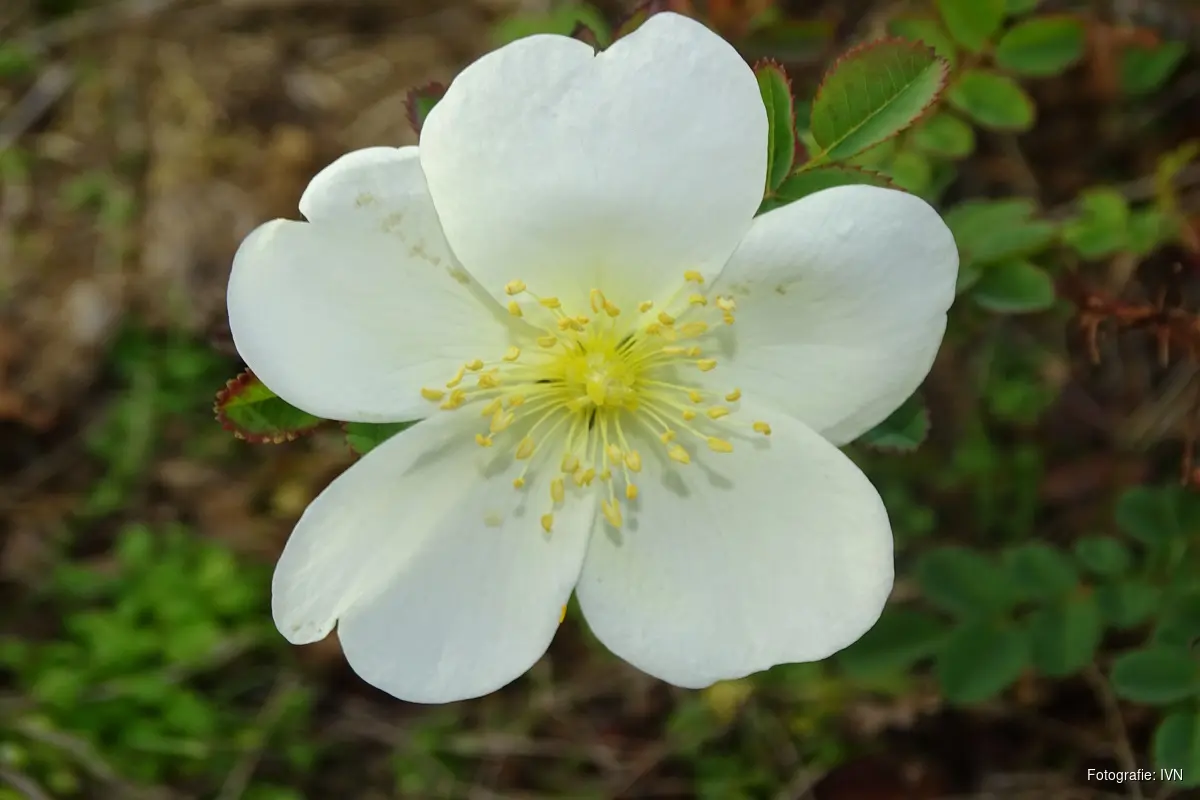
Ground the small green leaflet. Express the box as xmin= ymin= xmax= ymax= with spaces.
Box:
xmin=807 ymin=39 xmax=947 ymax=165
xmin=858 ymin=393 xmax=929 ymax=452
xmin=935 ymin=0 xmax=1005 ymax=54
xmin=947 ymin=69 xmax=1035 ymax=131
xmin=215 ymin=371 xmax=326 ymax=443
xmin=971 ymin=260 xmax=1056 ymax=314
xmin=994 ymin=16 xmax=1086 ymax=77
xmin=345 ymin=421 xmax=416 ymax=456
xmin=755 ymin=60 xmax=796 ymax=194
xmin=405 ymin=83 xmax=445 ymax=135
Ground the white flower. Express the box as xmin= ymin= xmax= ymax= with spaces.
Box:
xmin=226 ymin=12 xmax=958 ymax=703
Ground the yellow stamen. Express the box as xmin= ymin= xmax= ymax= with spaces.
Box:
xmin=707 ymin=437 xmax=733 ymax=453
xmin=541 ymin=513 xmax=554 ymax=532
xmin=688 ymin=389 xmax=704 ymax=403
xmin=561 ymin=453 xmax=579 ymax=473
xmin=505 ymin=279 xmax=526 ymax=295
xmin=539 ymin=296 xmax=561 ymax=309
xmin=537 ymin=334 xmax=558 ymax=348
xmin=682 ymin=409 xmax=697 ymax=421
xmin=657 ymin=311 xmax=675 ymax=326
xmin=507 ymin=301 xmax=523 ymax=317
xmin=420 ymin=387 xmax=445 ymax=401
xmin=697 ymin=359 xmax=717 ymax=372
xmin=513 ymin=477 xmax=525 ymax=489
xmin=725 ymin=388 xmax=742 ymax=402
xmin=684 ymin=270 xmax=704 ymax=283
xmin=516 ymin=437 xmax=535 ymax=459
xmin=502 ymin=346 xmax=521 ymax=362
xmin=465 ymin=359 xmax=484 ymax=372
xmin=624 ymin=451 xmax=642 ymax=472
xmin=753 ymin=421 xmax=772 ymax=436
xmin=475 ymin=433 xmax=493 ymax=447
xmin=602 ymin=498 xmax=623 ymax=528
xmin=707 ymin=406 xmax=730 ymax=420
xmin=446 ymin=366 xmax=465 ymax=388
xmin=625 ymin=483 xmax=638 ymax=500
xmin=680 ymin=321 xmax=708 ymax=337
xmin=668 ymin=444 xmax=691 ymax=464
xmin=551 ymin=477 xmax=565 ymax=504
xmin=638 ymin=300 xmax=654 ymax=313
xmin=688 ymin=294 xmax=707 ymax=306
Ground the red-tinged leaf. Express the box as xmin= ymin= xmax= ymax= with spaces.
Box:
xmin=755 ymin=60 xmax=796 ymax=194
xmin=571 ymin=21 xmax=603 ymax=49
xmin=214 ymin=371 xmax=327 ymax=444
xmin=405 ymin=82 xmax=445 ymax=136
xmin=613 ymin=0 xmax=694 ymax=40
xmin=809 ymin=38 xmax=948 ymax=164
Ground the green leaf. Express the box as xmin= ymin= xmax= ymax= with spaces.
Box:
xmin=808 ymin=39 xmax=948 ymax=164
xmin=1153 ymin=710 xmax=1200 ymax=787
xmin=1128 ymin=209 xmax=1174 ymax=256
xmin=404 ymin=83 xmax=445 ymax=135
xmin=936 ymin=620 xmax=1029 ymax=704
xmin=972 ymin=260 xmax=1056 ymax=314
xmin=1005 ymin=0 xmax=1040 ymax=14
xmin=1111 ymin=647 xmax=1200 ymax=704
xmin=766 ymin=166 xmax=892 ymax=211
xmin=884 ymin=151 xmax=933 ymax=195
xmin=887 ymin=17 xmax=959 ymax=68
xmin=1097 ymin=581 xmax=1161 ymax=629
xmin=493 ymin=1 xmax=612 ymax=46
xmin=1073 ymin=536 xmax=1132 ymax=578
xmin=1121 ymin=41 xmax=1187 ymax=97
xmin=948 ymin=69 xmax=1035 ymax=131
xmin=936 ymin=0 xmax=1005 ymax=53
xmin=345 ymin=421 xmax=415 ymax=456
xmin=858 ymin=393 xmax=929 ymax=452
xmin=912 ymin=110 xmax=976 ymax=159
xmin=837 ymin=608 xmax=949 ymax=677
xmin=1061 ymin=188 xmax=1131 ymax=258
xmin=917 ymin=546 xmax=1016 ymax=617
xmin=1004 ymin=543 xmax=1078 ymax=600
xmin=214 ymin=371 xmax=325 ymax=444
xmin=756 ymin=61 xmax=796 ymax=193
xmin=1115 ymin=485 xmax=1200 ymax=545
xmin=945 ymin=198 xmax=1057 ymax=265
xmin=994 ymin=17 xmax=1086 ymax=76
xmin=1027 ymin=595 xmax=1103 ymax=677
xmin=1155 ymin=590 xmax=1200 ymax=649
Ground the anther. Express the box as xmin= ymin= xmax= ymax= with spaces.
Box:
xmin=550 ymin=477 xmax=565 ymax=504
xmin=606 ymin=444 xmax=623 ymax=462
xmin=638 ymin=300 xmax=654 ymax=313
xmin=446 ymin=366 xmax=465 ymax=388
xmin=502 ymin=346 xmax=521 ymax=362
xmin=465 ymin=359 xmax=484 ymax=371
xmin=753 ymin=421 xmax=772 ymax=436
xmin=505 ymin=280 xmax=526 ymax=295
xmin=539 ymin=296 xmax=561 ymax=309
xmin=508 ymin=394 xmax=526 ymax=407
xmin=688 ymin=294 xmax=707 ymax=306
xmin=512 ymin=477 xmax=525 ymax=489
xmin=688 ymin=389 xmax=704 ymax=403
xmin=697 ymin=359 xmax=717 ymax=372
xmin=537 ymin=334 xmax=558 ymax=348
xmin=481 ymin=398 xmax=502 ymax=416
xmin=657 ymin=311 xmax=675 ymax=326
xmin=725 ymin=388 xmax=742 ymax=402
xmin=707 ymin=437 xmax=734 ymax=453
xmin=625 ymin=483 xmax=639 ymax=500
xmin=684 ymin=270 xmax=704 ymax=283
xmin=715 ymin=296 xmax=736 ymax=312
xmin=515 ymin=437 xmax=535 ymax=459
xmin=723 ymin=313 xmax=735 ymax=325
xmin=440 ymin=389 xmax=466 ymax=410
xmin=603 ymin=301 xmax=621 ymax=317
xmin=602 ymin=499 xmax=623 ymax=528
xmin=507 ymin=301 xmax=523 ymax=317
xmin=682 ymin=409 xmax=697 ymax=421
xmin=680 ymin=321 xmax=708 ymax=337
xmin=624 ymin=450 xmax=643 ymax=472
xmin=667 ymin=444 xmax=691 ymax=464
xmin=707 ymin=406 xmax=730 ymax=420
xmin=561 ymin=453 xmax=580 ymax=473
xmin=541 ymin=513 xmax=554 ymax=533
xmin=420 ymin=387 xmax=445 ymax=401
xmin=659 ymin=430 xmax=677 ymax=444
xmin=490 ymin=409 xmax=515 ymax=433
xmin=590 ymin=288 xmax=605 ymax=313
xmin=477 ymin=373 xmax=500 ymax=389
xmin=475 ymin=433 xmax=494 ymax=447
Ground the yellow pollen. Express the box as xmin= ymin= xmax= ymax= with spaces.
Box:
xmin=624 ymin=450 xmax=642 ymax=472
xmin=507 ymin=300 xmax=523 ymax=317
xmin=420 ymin=387 xmax=445 ymax=401
xmin=589 ymin=288 xmax=606 ymax=312
xmin=723 ymin=313 xmax=736 ymax=325
xmin=625 ymin=483 xmax=639 ymax=500
xmin=660 ymin=430 xmax=677 ymax=444
xmin=561 ymin=453 xmax=580 ymax=473
xmin=574 ymin=315 xmax=590 ymax=327
xmin=475 ymin=433 xmax=493 ymax=447
xmin=502 ymin=346 xmax=521 ymax=362
xmin=688 ymin=389 xmax=704 ymax=403
xmin=668 ymin=444 xmax=691 ymax=464
xmin=716 ymin=296 xmax=736 ymax=312
xmin=725 ymin=388 xmax=742 ymax=402
xmin=539 ymin=296 xmax=561 ymax=309
xmin=550 ymin=477 xmax=565 ymax=504
xmin=508 ymin=394 xmax=526 ymax=407
xmin=490 ymin=409 xmax=515 ymax=433
xmin=707 ymin=437 xmax=734 ymax=453
xmin=680 ymin=321 xmax=708 ymax=337
xmin=446 ymin=366 xmax=465 ymax=388
xmin=645 ymin=322 xmax=662 ymax=336
xmin=707 ymin=406 xmax=730 ymax=420
xmin=602 ymin=498 xmax=623 ymax=528
xmin=753 ymin=421 xmax=772 ymax=436
xmin=516 ymin=437 xmax=535 ymax=459
xmin=440 ymin=389 xmax=466 ymax=409
xmin=574 ymin=467 xmax=596 ymax=487
xmin=638 ymin=300 xmax=654 ymax=312
xmin=482 ymin=398 xmax=503 ymax=416
xmin=662 ymin=346 xmax=687 ymax=356
xmin=541 ymin=513 xmax=554 ymax=532
xmin=686 ymin=346 xmax=702 ymax=357
xmin=697 ymin=359 xmax=717 ymax=372
xmin=682 ymin=409 xmax=697 ymax=421
xmin=657 ymin=311 xmax=675 ymax=326
xmin=606 ymin=444 xmax=622 ymax=462
xmin=477 ymin=373 xmax=500 ymax=389
xmin=513 ymin=477 xmax=525 ymax=489
xmin=688 ymin=294 xmax=707 ymax=306
xmin=505 ymin=279 xmax=526 ymax=295
xmin=537 ymin=334 xmax=558 ymax=348
xmin=465 ymin=359 xmax=484 ymax=372
xmin=599 ymin=468 xmax=612 ymax=481
xmin=603 ymin=301 xmax=621 ymax=317
xmin=684 ymin=270 xmax=704 ymax=283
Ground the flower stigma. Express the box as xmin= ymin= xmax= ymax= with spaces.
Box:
xmin=420 ymin=273 xmax=772 ymax=531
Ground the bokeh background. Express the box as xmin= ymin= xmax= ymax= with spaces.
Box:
xmin=3 ymin=0 xmax=1200 ymax=798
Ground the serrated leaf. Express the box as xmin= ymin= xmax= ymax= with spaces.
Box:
xmin=1153 ymin=710 xmax=1200 ymax=787
xmin=1004 ymin=543 xmax=1078 ymax=600
xmin=1027 ymin=595 xmax=1103 ymax=677
xmin=774 ymin=166 xmax=893 ymax=203
xmin=888 ymin=17 xmax=959 ymax=68
xmin=808 ymin=39 xmax=947 ymax=164
xmin=972 ymin=259 xmax=1056 ymax=314
xmin=912 ymin=110 xmax=976 ymax=158
xmin=1073 ymin=536 xmax=1132 ymax=578
xmin=1097 ymin=581 xmax=1161 ymax=629
xmin=944 ymin=199 xmax=1056 ymax=265
xmin=1121 ymin=41 xmax=1187 ymax=97
xmin=994 ymin=16 xmax=1086 ymax=77
xmin=948 ymin=69 xmax=1035 ymax=131
xmin=756 ymin=61 xmax=796 ymax=193
xmin=917 ymin=546 xmax=1017 ymax=617
xmin=858 ymin=393 xmax=929 ymax=452
xmin=837 ymin=608 xmax=949 ymax=677
xmin=345 ymin=421 xmax=414 ymax=456
xmin=214 ymin=372 xmax=325 ymax=444
xmin=405 ymin=83 xmax=445 ymax=135
xmin=936 ymin=0 xmax=1005 ymax=53
xmin=1111 ymin=647 xmax=1200 ymax=704
xmin=936 ymin=620 xmax=1029 ymax=704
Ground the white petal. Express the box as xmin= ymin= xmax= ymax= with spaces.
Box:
xmin=299 ymin=146 xmax=421 ymax=226
xmin=575 ymin=408 xmax=893 ymax=688
xmin=273 ymin=410 xmax=593 ymax=703
xmin=227 ymin=218 xmax=513 ymax=422
xmin=705 ymin=185 xmax=958 ymax=444
xmin=419 ymin=12 xmax=766 ymax=311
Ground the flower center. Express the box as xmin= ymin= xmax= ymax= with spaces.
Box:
xmin=419 ymin=272 xmax=771 ymax=533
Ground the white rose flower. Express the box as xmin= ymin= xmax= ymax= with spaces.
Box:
xmin=226 ymin=12 xmax=958 ymax=703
